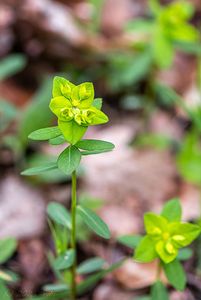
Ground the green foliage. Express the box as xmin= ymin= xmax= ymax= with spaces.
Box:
xmin=53 ymin=250 xmax=75 ymax=270
xmin=118 ymin=235 xmax=142 ymax=249
xmin=18 ymin=78 xmax=54 ymax=145
xmin=0 ymin=100 xmax=18 ymax=131
xmin=0 ymin=280 xmax=12 ymax=300
xmin=161 ymin=198 xmax=182 ymax=222
xmin=77 ymin=257 xmax=106 ymax=274
xmin=0 ymin=54 xmax=26 ymax=80
xmin=47 ymin=202 xmax=72 ymax=230
xmin=28 ymin=127 xmax=62 ymax=141
xmin=0 ymin=238 xmax=17 ymax=264
xmin=21 ymin=162 xmax=58 ymax=176
xmin=126 ymin=0 xmax=199 ymax=69
xmin=151 ymin=281 xmax=169 ymax=300
xmin=162 ymin=259 xmax=186 ymax=291
xmin=50 ymin=77 xmax=108 ymax=144
xmin=57 ymin=145 xmax=81 ymax=175
xmin=76 ymin=139 xmax=115 ymax=155
xmin=108 ymin=50 xmax=152 ymax=91
xmin=177 ymin=130 xmax=201 ymax=185
xmin=77 ymin=205 xmax=111 ymax=239
xmin=177 ymin=248 xmax=193 ymax=261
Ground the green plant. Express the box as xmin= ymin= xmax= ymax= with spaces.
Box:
xmin=0 ymin=237 xmax=18 ymax=300
xmin=22 ymin=76 xmax=122 ymax=300
xmin=119 ymin=199 xmax=200 ymax=299
xmin=126 ymin=0 xmax=199 ymax=69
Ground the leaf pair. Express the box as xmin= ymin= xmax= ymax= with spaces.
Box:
xmin=22 ymin=129 xmax=114 ymax=176
xmin=47 ymin=202 xmax=110 ymax=240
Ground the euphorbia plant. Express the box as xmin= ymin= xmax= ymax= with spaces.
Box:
xmin=22 ymin=76 xmax=118 ymax=299
xmin=119 ymin=199 xmax=201 ymax=299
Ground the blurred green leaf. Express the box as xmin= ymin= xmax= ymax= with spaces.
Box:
xmin=0 ymin=54 xmax=26 ymax=80
xmin=151 ymin=281 xmax=169 ymax=300
xmin=49 ymin=135 xmax=65 ymax=145
xmin=0 ymin=280 xmax=12 ymax=300
xmin=21 ymin=162 xmax=58 ymax=176
xmin=47 ymin=202 xmax=71 ymax=230
xmin=0 ymin=100 xmax=18 ymax=131
xmin=77 ymin=257 xmax=106 ymax=274
xmin=0 ymin=270 xmax=19 ymax=283
xmin=18 ymin=77 xmax=53 ymax=145
xmin=0 ymin=238 xmax=17 ymax=264
xmin=177 ymin=248 xmax=193 ymax=261
xmin=43 ymin=284 xmax=69 ymax=293
xmin=163 ymin=259 xmax=186 ymax=291
xmin=161 ymin=198 xmax=182 ymax=222
xmin=118 ymin=235 xmax=142 ymax=249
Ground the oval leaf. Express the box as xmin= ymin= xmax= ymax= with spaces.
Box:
xmin=118 ymin=235 xmax=142 ymax=249
xmin=49 ymin=135 xmax=65 ymax=145
xmin=28 ymin=126 xmax=61 ymax=141
xmin=161 ymin=198 xmax=182 ymax=222
xmin=75 ymin=139 xmax=115 ymax=153
xmin=43 ymin=284 xmax=69 ymax=293
xmin=151 ymin=281 xmax=169 ymax=300
xmin=21 ymin=162 xmax=58 ymax=176
xmin=57 ymin=145 xmax=81 ymax=175
xmin=77 ymin=257 xmax=106 ymax=274
xmin=163 ymin=259 xmax=186 ymax=291
xmin=54 ymin=249 xmax=75 ymax=270
xmin=0 ymin=280 xmax=12 ymax=300
xmin=77 ymin=205 xmax=110 ymax=239
xmin=47 ymin=202 xmax=71 ymax=229
xmin=0 ymin=238 xmax=17 ymax=264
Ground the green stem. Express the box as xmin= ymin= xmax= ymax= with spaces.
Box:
xmin=71 ymin=170 xmax=77 ymax=300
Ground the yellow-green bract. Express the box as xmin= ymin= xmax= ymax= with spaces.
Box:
xmin=49 ymin=76 xmax=109 ymax=144
xmin=135 ymin=199 xmax=200 ymax=263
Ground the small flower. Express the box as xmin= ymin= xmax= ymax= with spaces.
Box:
xmin=49 ymin=77 xmax=109 ymax=144
xmin=135 ymin=199 xmax=200 ymax=264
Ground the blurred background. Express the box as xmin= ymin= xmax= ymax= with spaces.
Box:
xmin=0 ymin=0 xmax=201 ymax=299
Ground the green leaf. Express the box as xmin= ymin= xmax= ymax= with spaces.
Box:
xmin=177 ymin=248 xmax=193 ymax=261
xmin=75 ymin=139 xmax=115 ymax=153
xmin=54 ymin=249 xmax=75 ymax=270
xmin=144 ymin=213 xmax=167 ymax=234
xmin=163 ymin=259 xmax=186 ymax=291
xmin=47 ymin=202 xmax=71 ymax=230
xmin=151 ymin=281 xmax=169 ymax=300
xmin=170 ymin=223 xmax=201 ymax=247
xmin=43 ymin=284 xmax=69 ymax=293
xmin=18 ymin=78 xmax=54 ymax=145
xmin=28 ymin=126 xmax=61 ymax=141
xmin=57 ymin=145 xmax=81 ymax=175
xmin=58 ymin=120 xmax=87 ymax=145
xmin=0 ymin=99 xmax=18 ymax=131
xmin=0 ymin=280 xmax=12 ymax=300
xmin=77 ymin=260 xmax=124 ymax=295
xmin=153 ymin=29 xmax=174 ymax=69
xmin=77 ymin=205 xmax=111 ymax=239
xmin=134 ymin=236 xmax=157 ymax=262
xmin=125 ymin=19 xmax=154 ymax=33
xmin=92 ymin=98 xmax=102 ymax=109
xmin=77 ymin=257 xmax=106 ymax=274
xmin=21 ymin=162 xmax=58 ymax=176
xmin=0 ymin=54 xmax=26 ymax=80
xmin=0 ymin=238 xmax=17 ymax=264
xmin=49 ymin=135 xmax=65 ymax=145
xmin=118 ymin=235 xmax=142 ymax=249
xmin=161 ymin=198 xmax=182 ymax=222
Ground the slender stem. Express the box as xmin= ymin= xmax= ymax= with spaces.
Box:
xmin=71 ymin=170 xmax=77 ymax=300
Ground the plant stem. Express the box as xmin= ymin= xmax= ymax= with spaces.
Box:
xmin=71 ymin=170 xmax=77 ymax=300
xmin=156 ymin=259 xmax=161 ymax=281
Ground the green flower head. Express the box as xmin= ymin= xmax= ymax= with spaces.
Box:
xmin=158 ymin=1 xmax=198 ymax=42
xmin=49 ymin=77 xmax=109 ymax=144
xmin=135 ymin=199 xmax=200 ymax=264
